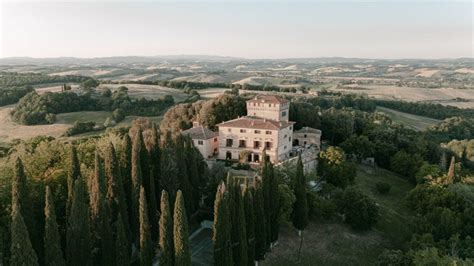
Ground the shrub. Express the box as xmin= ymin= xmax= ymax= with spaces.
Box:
xmin=376 ymin=182 xmax=391 ymax=194
xmin=335 ymin=187 xmax=379 ymax=230
xmin=65 ymin=121 xmax=96 ymax=136
xmin=112 ymin=108 xmax=125 ymax=122
xmin=45 ymin=113 xmax=56 ymax=124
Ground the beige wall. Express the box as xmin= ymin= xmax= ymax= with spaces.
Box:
xmin=293 ymin=132 xmax=321 ymax=149
xmin=193 ymin=137 xmax=219 ymax=159
xmin=276 ymin=125 xmax=293 ymax=161
xmin=246 ymin=102 xmax=289 ymax=122
xmin=217 ymin=125 xmax=292 ymax=163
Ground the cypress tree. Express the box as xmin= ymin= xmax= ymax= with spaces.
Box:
xmin=233 ymin=184 xmax=248 ymax=266
xmin=175 ymin=135 xmax=194 ymax=218
xmin=260 ymin=151 xmax=272 ymax=249
xmin=446 ymin=156 xmax=456 ymax=184
xmin=148 ymin=170 xmax=159 ymax=242
xmin=90 ymin=151 xmax=114 ymax=266
xmin=159 ymin=190 xmax=174 ymax=266
xmin=66 ymin=179 xmax=91 ymax=266
xmin=213 ymin=182 xmax=232 ymax=266
xmin=269 ymin=161 xmax=280 ymax=244
xmin=12 ymin=157 xmax=28 ymax=210
xmin=253 ymin=181 xmax=267 ymax=261
xmin=243 ymin=185 xmax=256 ymax=266
xmin=161 ymin=133 xmax=178 ymax=208
xmin=138 ymin=128 xmax=151 ymax=207
xmin=115 ymin=213 xmax=130 ymax=266
xmin=10 ymin=198 xmax=39 ymax=266
xmin=104 ymin=142 xmax=129 ymax=236
xmin=120 ymin=134 xmax=133 ymax=229
xmin=184 ymin=137 xmax=201 ymax=211
xmin=139 ymin=187 xmax=153 ymax=266
xmin=146 ymin=123 xmax=161 ymax=201
xmin=44 ymin=186 xmax=65 ymax=266
xmin=292 ymin=154 xmax=308 ymax=234
xmin=67 ymin=145 xmax=81 ymax=217
xmin=173 ymin=190 xmax=191 ymax=266
xmin=131 ymin=129 xmax=143 ymax=244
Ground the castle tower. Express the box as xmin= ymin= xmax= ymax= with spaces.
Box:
xmin=246 ymin=95 xmax=289 ymax=122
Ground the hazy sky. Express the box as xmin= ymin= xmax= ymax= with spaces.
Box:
xmin=1 ymin=0 xmax=472 ymax=59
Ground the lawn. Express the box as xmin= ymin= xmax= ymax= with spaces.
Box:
xmin=376 ymin=106 xmax=441 ymax=131
xmin=264 ymin=164 xmax=414 ymax=265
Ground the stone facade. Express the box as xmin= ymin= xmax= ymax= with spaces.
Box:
xmin=293 ymin=127 xmax=322 ymax=149
xmin=181 ymin=123 xmax=219 ymax=159
xmin=216 ymin=95 xmax=294 ymax=164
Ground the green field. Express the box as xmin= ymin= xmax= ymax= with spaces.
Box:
xmin=264 ymin=165 xmax=414 ymax=265
xmin=376 ymin=106 xmax=441 ymax=131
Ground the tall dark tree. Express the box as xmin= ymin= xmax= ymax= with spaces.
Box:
xmin=131 ymin=129 xmax=143 ymax=244
xmin=175 ymin=135 xmax=194 ymax=218
xmin=104 ymin=142 xmax=129 ymax=236
xmin=90 ymin=151 xmax=114 ymax=266
xmin=12 ymin=157 xmax=28 ymax=210
xmin=173 ymin=190 xmax=191 ymax=266
xmin=148 ymin=171 xmax=159 ymax=242
xmin=120 ymin=134 xmax=133 ymax=229
xmin=292 ymin=154 xmax=308 ymax=234
xmin=146 ymin=123 xmax=161 ymax=201
xmin=243 ymin=185 xmax=256 ymax=266
xmin=184 ymin=137 xmax=201 ymax=211
xmin=213 ymin=182 xmax=233 ymax=266
xmin=268 ymin=160 xmax=280 ymax=245
xmin=232 ymin=183 xmax=248 ymax=266
xmin=115 ymin=213 xmax=130 ymax=266
xmin=137 ymin=128 xmax=151 ymax=208
xmin=67 ymin=179 xmax=91 ymax=266
xmin=67 ymin=145 xmax=81 ymax=217
xmin=161 ymin=131 xmax=178 ymax=208
xmin=10 ymin=198 xmax=39 ymax=266
xmin=139 ymin=187 xmax=153 ymax=266
xmin=44 ymin=186 xmax=65 ymax=266
xmin=159 ymin=190 xmax=174 ymax=266
xmin=261 ymin=151 xmax=274 ymax=249
xmin=253 ymin=181 xmax=267 ymax=261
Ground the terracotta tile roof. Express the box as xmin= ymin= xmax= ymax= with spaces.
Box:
xmin=247 ymin=95 xmax=289 ymax=105
xmin=216 ymin=116 xmax=295 ymax=130
xmin=182 ymin=126 xmax=218 ymax=140
xmin=295 ymin=127 xmax=321 ymax=134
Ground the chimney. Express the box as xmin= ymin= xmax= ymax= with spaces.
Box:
xmin=192 ymin=121 xmax=200 ymax=128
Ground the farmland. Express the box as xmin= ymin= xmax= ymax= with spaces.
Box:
xmin=376 ymin=106 xmax=441 ymax=131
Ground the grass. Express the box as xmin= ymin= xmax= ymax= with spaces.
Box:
xmin=376 ymin=106 xmax=441 ymax=131
xmin=265 ymin=164 xmax=414 ymax=265
xmin=355 ymin=164 xmax=415 ymax=247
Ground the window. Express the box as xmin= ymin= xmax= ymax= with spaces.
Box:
xmin=197 ymin=140 xmax=203 ymax=145
xmin=227 ymin=128 xmax=231 ymax=132
xmin=289 ymin=137 xmax=291 ymax=142
xmin=254 ymin=141 xmax=261 ymax=149
xmin=254 ymin=130 xmax=261 ymax=134
xmin=265 ymin=141 xmax=272 ymax=149
xmin=282 ymin=111 xmax=287 ymax=117
xmin=284 ymin=134 xmax=287 ymax=138
xmin=304 ymin=134 xmax=307 ymax=138
xmin=226 ymin=139 xmax=233 ymax=147
xmin=284 ymin=145 xmax=287 ymax=150
xmin=289 ymin=126 xmax=293 ymax=130
xmin=214 ymin=138 xmax=218 ymax=142
xmin=240 ymin=129 xmax=246 ymax=133
xmin=265 ymin=131 xmax=272 ymax=135
xmin=239 ymin=140 xmax=246 ymax=148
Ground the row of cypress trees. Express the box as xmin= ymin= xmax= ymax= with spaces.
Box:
xmin=213 ymin=152 xmax=282 ymax=266
xmin=9 ymin=124 xmax=202 ymax=265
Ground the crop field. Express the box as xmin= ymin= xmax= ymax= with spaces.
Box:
xmin=35 ymin=84 xmax=80 ymax=94
xmin=376 ymin=106 xmax=441 ymax=131
xmin=265 ymin=165 xmax=414 ymax=265
xmin=98 ymin=83 xmax=189 ymax=101
xmin=198 ymin=88 xmax=230 ymax=99
xmin=333 ymin=85 xmax=474 ymax=108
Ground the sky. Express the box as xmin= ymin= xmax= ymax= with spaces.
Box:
xmin=0 ymin=0 xmax=472 ymax=59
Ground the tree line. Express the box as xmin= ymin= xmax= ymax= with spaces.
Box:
xmin=11 ymin=86 xmax=174 ymax=125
